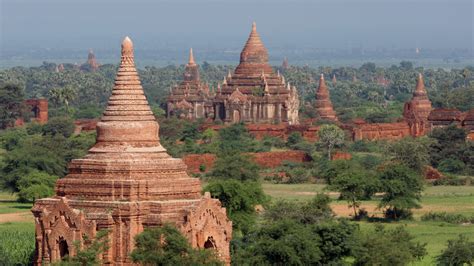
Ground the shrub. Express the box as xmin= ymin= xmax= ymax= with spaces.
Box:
xmin=438 ymin=158 xmax=466 ymax=174
xmin=432 ymin=175 xmax=473 ymax=186
xmin=436 ymin=234 xmax=474 ymax=266
xmin=131 ymin=224 xmax=222 ymax=265
xmin=352 ymin=224 xmax=427 ymax=266
xmin=42 ymin=116 xmax=75 ymax=138
xmin=16 ymin=170 xmax=58 ymax=202
xmin=421 ymin=212 xmax=474 ymax=224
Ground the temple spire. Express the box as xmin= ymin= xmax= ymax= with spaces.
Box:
xmin=415 ymin=73 xmax=426 ymax=94
xmin=318 ymin=74 xmax=329 ymax=93
xmin=188 ymin=48 xmax=196 ymax=66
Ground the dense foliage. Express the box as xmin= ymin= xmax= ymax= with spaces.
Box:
xmin=436 ymin=234 xmax=474 ymax=266
xmin=131 ymin=224 xmax=222 ymax=266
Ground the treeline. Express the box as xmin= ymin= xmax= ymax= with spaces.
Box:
xmin=0 ymin=61 xmax=473 ymax=123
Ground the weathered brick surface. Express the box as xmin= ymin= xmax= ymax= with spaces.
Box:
xmin=32 ymin=38 xmax=232 ymax=265
xmin=183 ymin=150 xmax=310 ymax=174
xmin=331 ymin=151 xmax=352 ymax=160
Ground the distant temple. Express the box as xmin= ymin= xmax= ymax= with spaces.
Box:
xmin=81 ymin=49 xmax=100 ymax=71
xmin=315 ymin=74 xmax=338 ymax=122
xmin=167 ymin=23 xmax=300 ymax=124
xmin=403 ymin=73 xmax=433 ymax=136
xmin=167 ymin=49 xmax=213 ymax=119
xmin=32 ymin=37 xmax=232 ymax=265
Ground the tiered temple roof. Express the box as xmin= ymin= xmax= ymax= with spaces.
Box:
xmin=216 ymin=22 xmax=297 ymax=104
xmin=82 ymin=49 xmax=99 ymax=71
xmin=32 ymin=37 xmax=231 ymax=265
xmin=167 ymin=49 xmax=212 ymax=119
xmin=315 ymin=74 xmax=338 ymax=121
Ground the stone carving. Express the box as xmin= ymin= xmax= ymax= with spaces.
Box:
xmin=32 ymin=37 xmax=232 ymax=265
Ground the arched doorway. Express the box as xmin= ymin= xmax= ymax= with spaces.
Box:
xmin=204 ymin=236 xmax=216 ymax=249
xmin=58 ymin=237 xmax=69 ymax=259
xmin=232 ymin=110 xmax=241 ymax=123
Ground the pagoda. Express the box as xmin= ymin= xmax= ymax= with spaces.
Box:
xmin=167 ymin=49 xmax=214 ymax=119
xmin=81 ymin=49 xmax=100 ymax=71
xmin=32 ymin=37 xmax=232 ymax=265
xmin=403 ymin=73 xmax=432 ymax=136
xmin=214 ymin=22 xmax=299 ymax=124
xmin=315 ymin=74 xmax=338 ymax=122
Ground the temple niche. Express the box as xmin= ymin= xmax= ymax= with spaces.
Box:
xmin=315 ymin=74 xmax=338 ymax=122
xmin=403 ymin=73 xmax=433 ymax=136
xmin=167 ymin=49 xmax=214 ymax=119
xmin=32 ymin=37 xmax=232 ymax=265
xmin=213 ymin=23 xmax=299 ymax=124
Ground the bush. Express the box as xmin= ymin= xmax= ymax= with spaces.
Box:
xmin=436 ymin=234 xmax=474 ymax=266
xmin=421 ymin=212 xmax=474 ymax=224
xmin=42 ymin=116 xmax=75 ymax=138
xmin=209 ymin=153 xmax=260 ymax=182
xmin=432 ymin=175 xmax=473 ymax=186
xmin=352 ymin=224 xmax=427 ymax=266
xmin=203 ymin=180 xmax=268 ymax=234
xmin=16 ymin=170 xmax=58 ymax=202
xmin=131 ymin=224 xmax=222 ymax=266
xmin=438 ymin=158 xmax=466 ymax=174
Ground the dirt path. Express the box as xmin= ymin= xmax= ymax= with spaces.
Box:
xmin=0 ymin=212 xmax=33 ymax=223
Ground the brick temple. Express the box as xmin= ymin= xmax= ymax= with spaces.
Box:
xmin=167 ymin=23 xmax=300 ymax=124
xmin=315 ymin=74 xmax=338 ymax=122
xmin=167 ymin=48 xmax=213 ymax=119
xmin=32 ymin=37 xmax=232 ymax=265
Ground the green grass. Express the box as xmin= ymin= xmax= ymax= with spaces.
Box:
xmin=0 ymin=221 xmax=35 ymax=265
xmin=357 ymin=221 xmax=474 ymax=266
xmin=0 ymin=191 xmax=32 ymax=214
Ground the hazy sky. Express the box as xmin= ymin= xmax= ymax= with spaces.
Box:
xmin=1 ymin=0 xmax=473 ymax=51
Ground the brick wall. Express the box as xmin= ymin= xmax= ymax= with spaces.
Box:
xmin=182 ymin=150 xmax=310 ymax=174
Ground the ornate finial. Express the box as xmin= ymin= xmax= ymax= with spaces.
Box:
xmin=222 ymin=77 xmax=227 ymax=85
xmin=188 ymin=48 xmax=196 ymax=65
xmin=277 ymin=70 xmax=280 ymax=77
xmin=121 ymin=36 xmax=134 ymax=58
xmin=252 ymin=21 xmax=257 ymax=32
xmin=281 ymin=75 xmax=286 ymax=85
xmin=227 ymin=70 xmax=232 ymax=79
xmin=320 ymin=73 xmax=324 ymax=80
xmin=217 ymin=82 xmax=221 ymax=93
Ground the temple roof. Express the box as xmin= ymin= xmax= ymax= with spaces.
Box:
xmin=414 ymin=73 xmax=428 ymax=97
xmin=234 ymin=22 xmax=273 ymax=76
xmin=101 ymin=37 xmax=155 ymax=122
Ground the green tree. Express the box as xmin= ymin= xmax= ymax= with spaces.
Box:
xmin=263 ymin=194 xmax=333 ymax=224
xmin=203 ymin=180 xmax=267 ymax=234
xmin=378 ymin=164 xmax=424 ymax=219
xmin=42 ymin=116 xmax=76 ymax=138
xmin=318 ymin=124 xmax=345 ymax=159
xmin=131 ymin=224 xmax=222 ymax=266
xmin=387 ymin=137 xmax=432 ymax=172
xmin=352 ymin=224 xmax=426 ymax=266
xmin=209 ymin=153 xmax=259 ymax=182
xmin=436 ymin=234 xmax=474 ymax=266
xmin=232 ymin=219 xmax=323 ymax=265
xmin=328 ymin=171 xmax=379 ymax=217
xmin=0 ymin=84 xmax=28 ymax=129
xmin=16 ymin=170 xmax=58 ymax=202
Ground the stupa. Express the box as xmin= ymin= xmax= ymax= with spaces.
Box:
xmin=403 ymin=73 xmax=432 ymax=136
xmin=167 ymin=48 xmax=213 ymax=119
xmin=32 ymin=37 xmax=232 ymax=265
xmin=81 ymin=49 xmax=100 ymax=71
xmin=213 ymin=22 xmax=299 ymax=124
xmin=315 ymin=74 xmax=338 ymax=121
